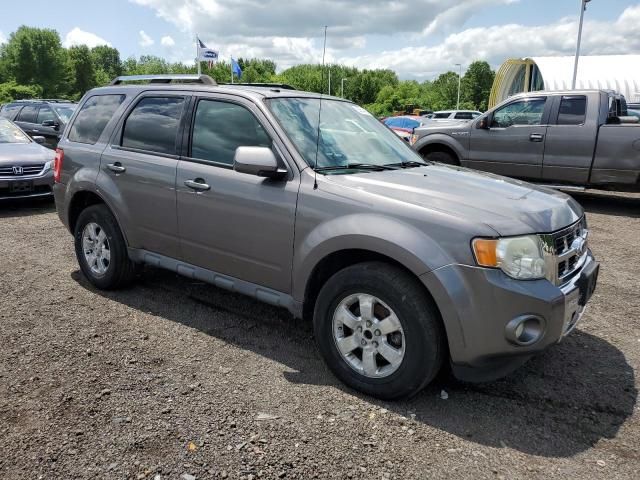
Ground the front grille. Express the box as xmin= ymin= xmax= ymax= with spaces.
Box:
xmin=0 ymin=164 xmax=45 ymax=176
xmin=543 ymin=217 xmax=588 ymax=285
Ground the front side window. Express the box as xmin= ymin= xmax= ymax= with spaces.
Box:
xmin=268 ymin=97 xmax=424 ymax=172
xmin=491 ymin=98 xmax=546 ymax=128
xmin=16 ymin=105 xmax=38 ymax=123
xmin=0 ymin=118 xmax=30 ymax=144
xmin=121 ymin=96 xmax=185 ymax=154
xmin=557 ymin=96 xmax=586 ymax=125
xmin=191 ymin=100 xmax=271 ymax=166
xmin=69 ymin=95 xmax=125 ymax=145
xmin=37 ymin=107 xmax=56 ymax=124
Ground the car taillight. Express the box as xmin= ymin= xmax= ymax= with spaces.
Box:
xmin=54 ymin=148 xmax=64 ymax=183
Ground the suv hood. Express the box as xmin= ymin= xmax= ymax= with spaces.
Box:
xmin=326 ymin=164 xmax=583 ymax=236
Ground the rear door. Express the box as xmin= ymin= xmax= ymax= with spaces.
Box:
xmin=100 ymin=93 xmax=186 ymax=259
xmin=468 ymin=96 xmax=550 ymax=180
xmin=176 ymin=95 xmax=298 ymax=293
xmin=14 ymin=105 xmax=39 ymax=137
xmin=542 ymin=95 xmax=597 ymax=184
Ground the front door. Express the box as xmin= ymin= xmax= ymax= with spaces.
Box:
xmin=469 ymin=96 xmax=549 ymax=180
xmin=176 ymin=97 xmax=298 ymax=293
xmin=99 ymin=94 xmax=187 ymax=259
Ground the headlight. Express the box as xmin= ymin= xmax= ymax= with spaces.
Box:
xmin=43 ymin=160 xmax=54 ymax=172
xmin=472 ymin=235 xmax=546 ymax=280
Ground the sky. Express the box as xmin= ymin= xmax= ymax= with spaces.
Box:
xmin=0 ymin=0 xmax=639 ymax=80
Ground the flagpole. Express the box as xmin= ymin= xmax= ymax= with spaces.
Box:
xmin=196 ymin=35 xmax=201 ymax=76
xmin=230 ymin=57 xmax=233 ymax=84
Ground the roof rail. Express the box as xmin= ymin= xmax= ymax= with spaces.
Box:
xmin=219 ymin=82 xmax=296 ymax=90
xmin=110 ymin=74 xmax=217 ymax=86
xmin=14 ymin=98 xmax=73 ymax=103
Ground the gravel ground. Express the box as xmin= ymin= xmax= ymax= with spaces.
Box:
xmin=1 ymin=191 xmax=639 ymax=480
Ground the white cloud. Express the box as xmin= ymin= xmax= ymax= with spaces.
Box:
xmin=342 ymin=5 xmax=640 ymax=79
xmin=160 ymin=35 xmax=175 ymax=47
xmin=139 ymin=30 xmax=154 ymax=47
xmin=62 ymin=27 xmax=111 ymax=48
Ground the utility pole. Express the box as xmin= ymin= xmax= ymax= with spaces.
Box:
xmin=572 ymin=0 xmax=591 ymax=89
xmin=341 ymin=78 xmax=348 ymax=98
xmin=455 ymin=63 xmax=462 ymax=110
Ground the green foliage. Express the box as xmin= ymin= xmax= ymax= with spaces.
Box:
xmin=0 ymin=25 xmax=495 ymax=113
xmin=0 ymin=81 xmax=42 ymax=103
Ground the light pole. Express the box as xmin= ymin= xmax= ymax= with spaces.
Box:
xmin=572 ymin=0 xmax=591 ymax=89
xmin=455 ymin=63 xmax=462 ymax=110
xmin=341 ymin=78 xmax=349 ymax=98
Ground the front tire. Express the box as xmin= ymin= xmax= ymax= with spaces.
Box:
xmin=423 ymin=150 xmax=458 ymax=165
xmin=74 ymin=204 xmax=137 ymax=290
xmin=313 ymin=262 xmax=445 ymax=400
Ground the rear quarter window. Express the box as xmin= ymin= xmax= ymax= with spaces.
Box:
xmin=68 ymin=95 xmax=125 ymax=144
xmin=0 ymin=104 xmax=23 ymax=120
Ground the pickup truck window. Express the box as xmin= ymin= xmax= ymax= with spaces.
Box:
xmin=557 ymin=96 xmax=586 ymax=125
xmin=491 ymin=98 xmax=546 ymax=128
xmin=121 ymin=96 xmax=185 ymax=155
xmin=190 ymin=100 xmax=271 ymax=166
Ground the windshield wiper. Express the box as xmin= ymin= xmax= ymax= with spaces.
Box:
xmin=384 ymin=160 xmax=429 ymax=168
xmin=315 ymin=163 xmax=399 ymax=172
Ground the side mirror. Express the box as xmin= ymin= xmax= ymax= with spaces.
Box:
xmin=233 ymin=146 xmax=286 ymax=179
xmin=477 ymin=117 xmax=489 ymax=129
xmin=32 ymin=136 xmax=46 ymax=144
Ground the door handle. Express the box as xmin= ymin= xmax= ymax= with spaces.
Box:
xmin=184 ymin=179 xmax=211 ymax=192
xmin=529 ymin=133 xmax=544 ymax=142
xmin=107 ymin=162 xmax=126 ymax=173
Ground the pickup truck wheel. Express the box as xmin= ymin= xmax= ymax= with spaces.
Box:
xmin=313 ymin=261 xmax=445 ymax=400
xmin=423 ymin=150 xmax=459 ymax=165
xmin=74 ymin=204 xmax=137 ymax=290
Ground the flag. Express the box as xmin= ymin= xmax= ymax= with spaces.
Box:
xmin=197 ymin=37 xmax=218 ymax=68
xmin=231 ymin=57 xmax=242 ymax=79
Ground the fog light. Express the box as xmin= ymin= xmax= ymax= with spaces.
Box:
xmin=505 ymin=315 xmax=545 ymax=346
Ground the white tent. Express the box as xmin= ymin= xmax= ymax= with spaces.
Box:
xmin=489 ymin=55 xmax=640 ymax=108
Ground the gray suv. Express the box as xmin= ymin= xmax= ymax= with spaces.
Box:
xmin=53 ymin=75 xmax=599 ymax=400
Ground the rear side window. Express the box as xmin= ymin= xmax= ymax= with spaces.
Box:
xmin=37 ymin=106 xmax=56 ymax=124
xmin=0 ymin=104 xmax=23 ymax=119
xmin=557 ymin=96 xmax=586 ymax=125
xmin=454 ymin=112 xmax=473 ymax=119
xmin=121 ymin=96 xmax=185 ymax=154
xmin=16 ymin=105 xmax=38 ymax=123
xmin=433 ymin=112 xmax=451 ymax=119
xmin=190 ymin=100 xmax=271 ymax=166
xmin=69 ymin=95 xmax=125 ymax=144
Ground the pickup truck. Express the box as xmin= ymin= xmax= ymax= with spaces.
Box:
xmin=411 ymin=90 xmax=640 ymax=191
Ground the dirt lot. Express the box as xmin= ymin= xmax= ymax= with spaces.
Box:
xmin=1 ymin=191 xmax=639 ymax=480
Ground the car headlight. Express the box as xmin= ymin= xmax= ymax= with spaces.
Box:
xmin=43 ymin=159 xmax=54 ymax=172
xmin=472 ymin=235 xmax=546 ymax=280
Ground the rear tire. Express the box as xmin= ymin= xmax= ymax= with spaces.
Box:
xmin=313 ymin=261 xmax=445 ymax=400
xmin=423 ymin=150 xmax=459 ymax=165
xmin=74 ymin=204 xmax=137 ymax=290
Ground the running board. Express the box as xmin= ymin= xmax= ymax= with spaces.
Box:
xmin=536 ymin=184 xmax=586 ymax=193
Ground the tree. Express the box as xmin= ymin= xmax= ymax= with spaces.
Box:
xmin=68 ymin=45 xmax=96 ymax=99
xmin=0 ymin=81 xmax=42 ymax=103
xmin=0 ymin=26 xmax=70 ymax=97
xmin=91 ymin=45 xmax=122 ymax=83
xmin=461 ymin=61 xmax=495 ymax=111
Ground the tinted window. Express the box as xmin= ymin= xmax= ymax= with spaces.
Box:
xmin=491 ymin=98 xmax=546 ymax=128
xmin=454 ymin=112 xmax=473 ymax=119
xmin=191 ymin=100 xmax=271 ymax=166
xmin=69 ymin=95 xmax=125 ymax=145
xmin=434 ymin=112 xmax=451 ymax=118
xmin=557 ymin=96 xmax=586 ymax=125
xmin=0 ymin=104 xmax=23 ymax=119
xmin=16 ymin=105 xmax=38 ymax=123
xmin=53 ymin=105 xmax=76 ymax=123
xmin=122 ymin=97 xmax=185 ymax=154
xmin=37 ymin=106 xmax=56 ymax=124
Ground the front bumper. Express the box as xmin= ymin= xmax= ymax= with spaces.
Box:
xmin=0 ymin=169 xmax=54 ymax=200
xmin=420 ymin=251 xmax=598 ymax=382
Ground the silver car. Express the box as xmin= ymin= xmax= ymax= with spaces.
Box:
xmin=0 ymin=118 xmax=55 ymax=200
xmin=53 ymin=75 xmax=599 ymax=400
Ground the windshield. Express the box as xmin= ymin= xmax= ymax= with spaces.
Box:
xmin=0 ymin=118 xmax=30 ymax=144
xmin=267 ymin=97 xmax=425 ymax=172
xmin=53 ymin=105 xmax=76 ymax=123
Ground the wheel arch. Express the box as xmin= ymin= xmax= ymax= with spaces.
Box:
xmin=414 ymin=134 xmax=464 ymax=163
xmin=67 ymin=190 xmax=128 ymax=245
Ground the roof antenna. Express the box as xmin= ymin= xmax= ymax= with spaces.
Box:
xmin=313 ymin=25 xmax=328 ymax=190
